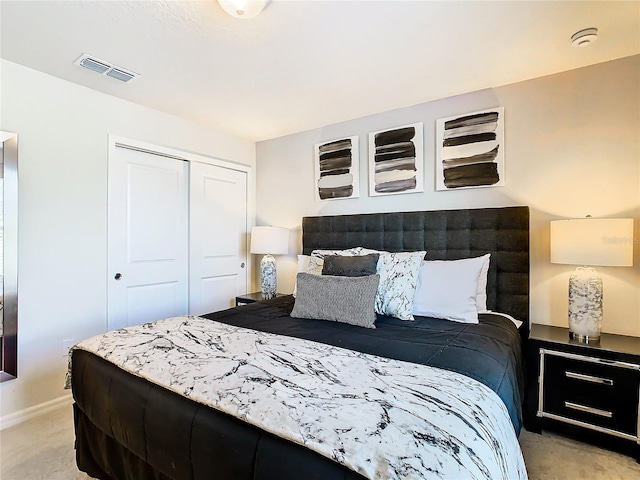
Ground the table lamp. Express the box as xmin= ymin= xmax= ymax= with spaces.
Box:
xmin=550 ymin=217 xmax=634 ymax=343
xmin=250 ymin=226 xmax=289 ymax=299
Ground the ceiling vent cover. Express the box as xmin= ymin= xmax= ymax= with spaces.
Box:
xmin=74 ymin=54 xmax=140 ymax=83
xmin=106 ymin=68 xmax=136 ymax=83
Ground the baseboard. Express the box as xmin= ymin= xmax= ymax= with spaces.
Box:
xmin=0 ymin=393 xmax=73 ymax=430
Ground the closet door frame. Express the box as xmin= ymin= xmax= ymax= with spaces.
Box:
xmin=107 ymin=135 xmax=254 ymax=327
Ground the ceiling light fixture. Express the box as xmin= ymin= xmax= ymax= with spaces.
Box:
xmin=571 ymin=28 xmax=598 ymax=47
xmin=218 ymin=0 xmax=269 ymax=19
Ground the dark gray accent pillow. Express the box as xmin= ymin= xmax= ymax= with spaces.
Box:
xmin=321 ymin=254 xmax=380 ymax=277
xmin=291 ymin=273 xmax=380 ymax=328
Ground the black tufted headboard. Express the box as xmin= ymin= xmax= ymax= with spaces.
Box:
xmin=302 ymin=206 xmax=530 ymax=326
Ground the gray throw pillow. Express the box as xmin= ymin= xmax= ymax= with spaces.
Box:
xmin=291 ymin=273 xmax=380 ymax=328
xmin=321 ymin=254 xmax=380 ymax=277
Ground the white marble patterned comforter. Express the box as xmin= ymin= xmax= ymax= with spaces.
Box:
xmin=66 ymin=316 xmax=528 ymax=480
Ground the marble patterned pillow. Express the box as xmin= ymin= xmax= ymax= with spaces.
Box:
xmin=360 ymin=249 xmax=426 ymax=321
xmin=306 ymin=247 xmax=363 ymax=275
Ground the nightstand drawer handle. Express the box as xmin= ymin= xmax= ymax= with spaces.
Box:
xmin=564 ymin=401 xmax=612 ymax=418
xmin=565 ymin=371 xmax=614 ymax=386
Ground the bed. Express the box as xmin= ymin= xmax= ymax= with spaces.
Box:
xmin=69 ymin=206 xmax=530 ymax=480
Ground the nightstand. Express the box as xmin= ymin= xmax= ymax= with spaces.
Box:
xmin=235 ymin=292 xmax=286 ymax=306
xmin=526 ymin=323 xmax=640 ymax=461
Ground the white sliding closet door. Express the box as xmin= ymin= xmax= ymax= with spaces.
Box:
xmin=189 ymin=161 xmax=248 ymax=315
xmin=108 ymin=139 xmax=250 ymax=331
xmin=107 ymin=146 xmax=189 ymax=330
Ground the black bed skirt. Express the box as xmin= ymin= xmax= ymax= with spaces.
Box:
xmin=73 ymin=348 xmax=366 ymax=480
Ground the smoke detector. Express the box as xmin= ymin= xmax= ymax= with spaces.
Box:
xmin=571 ymin=28 xmax=598 ymax=48
xmin=73 ymin=54 xmax=140 ymax=83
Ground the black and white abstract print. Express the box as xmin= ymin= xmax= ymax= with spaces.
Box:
xmin=369 ymin=122 xmax=424 ymax=196
xmin=314 ymin=136 xmax=359 ymax=200
xmin=67 ymin=316 xmax=527 ymax=480
xmin=436 ymin=107 xmax=505 ymax=190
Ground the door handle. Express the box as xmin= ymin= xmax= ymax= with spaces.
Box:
xmin=240 ymin=263 xmax=245 ymax=268
xmin=114 ymin=273 xmax=122 ymax=280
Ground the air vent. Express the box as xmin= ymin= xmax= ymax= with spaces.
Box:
xmin=73 ymin=54 xmax=140 ymax=83
xmin=106 ymin=68 xmax=136 ymax=83
xmin=78 ymin=57 xmax=110 ymax=74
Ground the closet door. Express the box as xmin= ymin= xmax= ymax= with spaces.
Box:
xmin=107 ymin=146 xmax=189 ymax=330
xmin=189 ymin=161 xmax=248 ymax=315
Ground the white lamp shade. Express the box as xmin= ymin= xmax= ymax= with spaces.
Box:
xmin=550 ymin=218 xmax=634 ymax=267
xmin=250 ymin=226 xmax=288 ymax=255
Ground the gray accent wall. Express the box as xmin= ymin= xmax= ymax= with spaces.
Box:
xmin=256 ymin=55 xmax=640 ymax=337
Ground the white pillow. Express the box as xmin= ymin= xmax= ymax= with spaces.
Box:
xmin=411 ymin=256 xmax=487 ymax=323
xmin=484 ymin=311 xmax=523 ymax=329
xmin=298 ymin=254 xmax=311 ymax=273
xmin=292 ymin=255 xmax=312 ymax=297
xmin=360 ymin=249 xmax=426 ymax=321
xmin=475 ymin=254 xmax=491 ymax=313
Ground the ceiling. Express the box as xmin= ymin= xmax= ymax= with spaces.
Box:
xmin=1 ymin=1 xmax=638 ymax=142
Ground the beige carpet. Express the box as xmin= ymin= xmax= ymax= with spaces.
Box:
xmin=519 ymin=428 xmax=640 ymax=480
xmin=1 ymin=403 xmax=639 ymax=479
xmin=1 ymin=404 xmax=89 ymax=480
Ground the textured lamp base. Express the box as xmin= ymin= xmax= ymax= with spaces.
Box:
xmin=568 ymin=266 xmax=603 ymax=344
xmin=260 ymin=254 xmax=277 ymax=300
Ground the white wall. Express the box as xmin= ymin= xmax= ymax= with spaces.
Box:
xmin=256 ymin=55 xmax=640 ymax=337
xmin=0 ymin=60 xmax=255 ymax=418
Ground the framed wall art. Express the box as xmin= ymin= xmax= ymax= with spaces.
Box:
xmin=314 ymin=136 xmax=359 ymax=201
xmin=368 ymin=122 xmax=423 ymax=196
xmin=436 ymin=107 xmax=505 ymax=190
